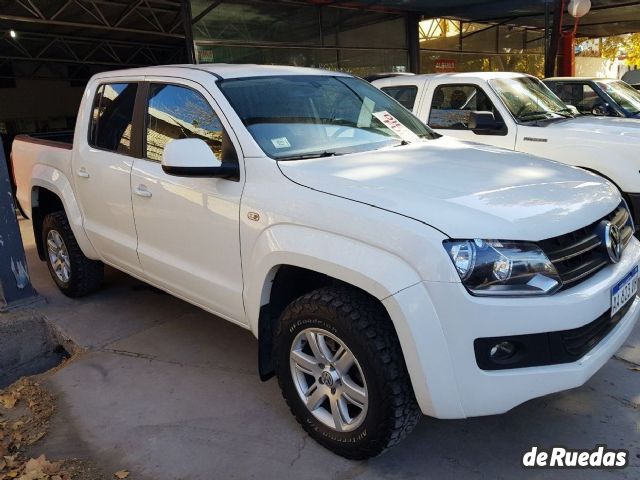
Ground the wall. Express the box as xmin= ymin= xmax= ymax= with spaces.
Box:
xmin=575 ymin=57 xmax=629 ymax=79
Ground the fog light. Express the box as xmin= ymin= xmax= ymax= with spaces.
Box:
xmin=489 ymin=341 xmax=517 ymax=362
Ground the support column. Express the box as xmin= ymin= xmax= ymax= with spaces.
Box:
xmin=0 ymin=137 xmax=38 ymax=311
xmin=545 ymin=0 xmax=563 ymax=77
xmin=407 ymin=13 xmax=421 ymax=74
xmin=182 ymin=0 xmax=196 ymax=64
xmin=557 ymin=32 xmax=575 ymax=77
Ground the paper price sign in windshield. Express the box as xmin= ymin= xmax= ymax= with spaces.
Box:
xmin=372 ymin=111 xmax=421 ymax=144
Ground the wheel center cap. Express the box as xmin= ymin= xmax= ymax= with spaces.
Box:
xmin=321 ymin=370 xmax=336 ymax=387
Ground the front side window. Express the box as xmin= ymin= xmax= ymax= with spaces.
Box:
xmin=551 ymin=82 xmax=602 ymax=114
xmin=429 ymin=84 xmax=502 ymax=129
xmin=489 ymin=76 xmax=574 ymax=122
xmin=146 ymin=83 xmax=223 ymax=162
xmin=89 ymin=83 xmax=138 ymax=154
xmin=597 ymin=80 xmax=640 ymax=115
xmin=218 ymin=75 xmax=436 ymax=160
xmin=381 ymin=85 xmax=419 ymax=110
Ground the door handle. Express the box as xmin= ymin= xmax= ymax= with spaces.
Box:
xmin=134 ymin=185 xmax=152 ymax=198
xmin=76 ymin=167 xmax=90 ymax=178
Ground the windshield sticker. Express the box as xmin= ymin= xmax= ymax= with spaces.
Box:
xmin=372 ymin=111 xmax=421 ymax=143
xmin=357 ymin=97 xmax=376 ymax=128
xmin=271 ymin=137 xmax=291 ymax=149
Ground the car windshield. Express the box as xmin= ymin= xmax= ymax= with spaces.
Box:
xmin=489 ymin=76 xmax=575 ymax=122
xmin=217 ymin=75 xmax=436 ymax=160
xmin=597 ymin=80 xmax=640 ymax=114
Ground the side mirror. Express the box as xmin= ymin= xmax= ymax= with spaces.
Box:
xmin=161 ymin=138 xmax=239 ymax=179
xmin=468 ymin=111 xmax=504 ymax=134
xmin=592 ymin=103 xmax=612 ymax=116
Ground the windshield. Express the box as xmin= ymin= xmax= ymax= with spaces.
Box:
xmin=217 ymin=75 xmax=436 ymax=160
xmin=489 ymin=76 xmax=574 ymax=122
xmin=597 ymin=80 xmax=640 ymax=115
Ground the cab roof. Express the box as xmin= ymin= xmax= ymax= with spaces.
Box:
xmin=92 ymin=63 xmax=351 ymax=81
xmin=544 ymin=77 xmax=614 ymax=82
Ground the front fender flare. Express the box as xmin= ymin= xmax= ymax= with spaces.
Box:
xmin=244 ymin=224 xmax=422 ymax=336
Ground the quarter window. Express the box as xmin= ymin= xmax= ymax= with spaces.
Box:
xmin=381 ymin=85 xmax=419 ymax=110
xmin=429 ymin=84 xmax=502 ymax=130
xmin=146 ymin=84 xmax=223 ymax=162
xmin=89 ymin=83 xmax=138 ymax=154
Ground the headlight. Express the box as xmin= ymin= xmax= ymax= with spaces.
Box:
xmin=443 ymin=239 xmax=561 ymax=296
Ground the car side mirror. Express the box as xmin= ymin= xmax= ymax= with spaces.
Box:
xmin=592 ymin=103 xmax=612 ymax=116
xmin=161 ymin=138 xmax=239 ymax=179
xmin=468 ymin=111 xmax=504 ymax=134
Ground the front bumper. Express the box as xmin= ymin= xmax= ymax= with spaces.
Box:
xmin=383 ymin=237 xmax=640 ymax=419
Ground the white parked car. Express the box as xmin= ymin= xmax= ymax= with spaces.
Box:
xmin=12 ymin=65 xmax=640 ymax=459
xmin=373 ymin=72 xmax=640 ymax=225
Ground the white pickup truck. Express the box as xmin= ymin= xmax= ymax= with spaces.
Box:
xmin=12 ymin=65 xmax=640 ymax=459
xmin=373 ymin=72 xmax=640 ymax=224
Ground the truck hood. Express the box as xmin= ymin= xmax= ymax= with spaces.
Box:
xmin=546 ymin=115 xmax=640 ymax=140
xmin=278 ymin=136 xmax=620 ymax=240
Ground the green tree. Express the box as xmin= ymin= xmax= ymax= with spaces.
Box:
xmin=597 ymin=34 xmax=640 ymax=67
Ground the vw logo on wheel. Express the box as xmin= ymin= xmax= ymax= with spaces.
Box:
xmin=604 ymin=222 xmax=622 ymax=263
xmin=321 ymin=371 xmax=334 ymax=387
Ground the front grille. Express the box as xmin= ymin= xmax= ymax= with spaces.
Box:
xmin=538 ymin=202 xmax=634 ymax=290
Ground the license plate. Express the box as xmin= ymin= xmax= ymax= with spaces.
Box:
xmin=611 ymin=265 xmax=639 ymax=317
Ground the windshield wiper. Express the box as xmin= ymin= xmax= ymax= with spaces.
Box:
xmin=277 ymin=151 xmax=343 ymax=161
xmin=518 ymin=111 xmax=556 ymax=121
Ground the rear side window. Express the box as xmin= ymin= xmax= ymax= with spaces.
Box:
xmin=381 ymin=85 xmax=418 ymax=110
xmin=89 ymin=83 xmax=138 ymax=154
xmin=145 ymin=83 xmax=223 ymax=162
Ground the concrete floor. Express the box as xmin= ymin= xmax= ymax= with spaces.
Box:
xmin=14 ymin=218 xmax=640 ymax=480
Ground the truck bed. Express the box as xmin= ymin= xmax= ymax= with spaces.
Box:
xmin=11 ymin=131 xmax=74 ymax=217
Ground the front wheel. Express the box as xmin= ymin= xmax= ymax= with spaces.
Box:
xmin=42 ymin=211 xmax=104 ymax=297
xmin=274 ymin=286 xmax=420 ymax=459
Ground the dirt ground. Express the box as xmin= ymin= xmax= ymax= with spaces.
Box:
xmin=0 ymin=362 xmax=118 ymax=480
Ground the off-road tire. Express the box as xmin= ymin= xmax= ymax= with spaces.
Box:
xmin=274 ymin=286 xmax=421 ymax=459
xmin=42 ymin=210 xmax=103 ymax=297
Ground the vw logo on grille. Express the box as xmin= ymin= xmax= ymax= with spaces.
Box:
xmin=604 ymin=222 xmax=622 ymax=263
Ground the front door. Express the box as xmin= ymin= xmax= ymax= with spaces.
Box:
xmin=130 ymin=79 xmax=245 ymax=323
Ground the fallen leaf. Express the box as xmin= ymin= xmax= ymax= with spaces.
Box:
xmin=114 ymin=470 xmax=130 ymax=479
xmin=0 ymin=395 xmax=17 ymax=410
xmin=27 ymin=432 xmax=45 ymax=445
xmin=6 ymin=470 xmax=18 ymax=478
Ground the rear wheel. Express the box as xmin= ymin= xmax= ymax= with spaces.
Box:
xmin=274 ymin=286 xmax=420 ymax=459
xmin=42 ymin=211 xmax=103 ymax=297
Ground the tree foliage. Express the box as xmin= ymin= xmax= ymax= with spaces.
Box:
xmin=598 ymin=34 xmax=640 ymax=67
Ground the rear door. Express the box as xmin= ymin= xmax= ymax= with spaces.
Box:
xmin=423 ymin=81 xmax=516 ymax=150
xmin=130 ymin=78 xmax=245 ymax=323
xmin=73 ymin=79 xmax=143 ymax=274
